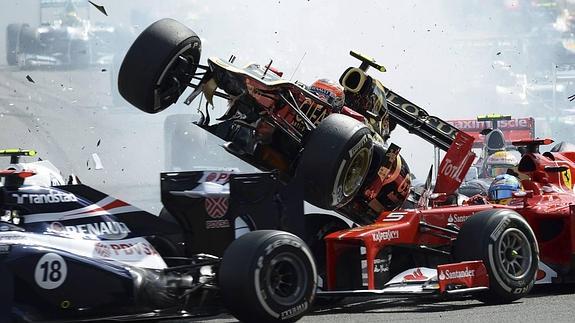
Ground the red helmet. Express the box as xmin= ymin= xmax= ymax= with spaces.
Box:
xmin=308 ymin=79 xmax=345 ymax=111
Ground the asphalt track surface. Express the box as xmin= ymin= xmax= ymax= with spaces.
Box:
xmin=2 ymin=67 xmax=575 ymax=323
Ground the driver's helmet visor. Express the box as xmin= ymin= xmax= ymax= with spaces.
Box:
xmin=489 ymin=185 xmax=516 ymax=200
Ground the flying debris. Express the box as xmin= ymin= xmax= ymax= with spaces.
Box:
xmin=569 ymin=94 xmax=575 ymax=102
xmin=88 ymin=1 xmax=108 ymax=16
xmin=25 ymin=75 xmax=34 ymax=83
xmin=92 ymin=153 xmax=104 ymax=170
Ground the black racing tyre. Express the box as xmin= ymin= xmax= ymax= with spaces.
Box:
xmin=298 ymin=114 xmax=373 ymax=210
xmin=118 ymin=18 xmax=201 ymax=114
xmin=6 ymin=23 xmax=22 ymax=65
xmin=220 ymin=230 xmax=317 ymax=322
xmin=454 ymin=209 xmax=538 ymax=304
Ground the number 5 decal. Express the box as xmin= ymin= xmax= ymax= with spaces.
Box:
xmin=383 ymin=212 xmax=406 ymax=222
xmin=34 ymin=253 xmax=67 ymax=289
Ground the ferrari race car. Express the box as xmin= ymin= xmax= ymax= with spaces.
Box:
xmin=5 ymin=0 xmax=116 ymax=68
xmin=115 ymin=17 xmax=539 ymax=319
xmin=405 ymin=137 xmax=575 ymax=287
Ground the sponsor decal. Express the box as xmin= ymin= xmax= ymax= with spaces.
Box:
xmin=439 ymin=152 xmax=475 ymax=184
xmin=439 ymin=267 xmax=475 ymax=280
xmin=93 ymin=241 xmax=159 ymax=258
xmin=403 ymin=268 xmax=428 ymax=281
xmin=447 ymin=214 xmax=471 ymax=223
xmin=371 ymin=230 xmax=399 ymax=243
xmin=385 ymin=91 xmax=458 ymax=143
xmin=205 ymin=197 xmax=228 ymax=218
xmin=201 ymin=172 xmax=232 ymax=184
xmin=434 ymin=131 xmax=475 ymax=195
xmin=12 ymin=191 xmax=78 ymax=204
xmin=205 ymin=219 xmax=231 ymax=229
xmin=49 ymin=222 xmax=65 ymax=232
xmin=94 ymin=242 xmax=112 ymax=258
xmin=48 ymin=221 xmax=131 ymax=239
xmin=448 ymin=118 xmax=530 ymax=131
xmin=292 ymin=98 xmax=329 ymax=132
xmin=280 ymin=301 xmax=309 ymax=320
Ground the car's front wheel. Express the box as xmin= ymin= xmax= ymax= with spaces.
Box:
xmin=219 ymin=230 xmax=317 ymax=322
xmin=118 ymin=18 xmax=201 ymax=114
xmin=454 ymin=209 xmax=539 ymax=303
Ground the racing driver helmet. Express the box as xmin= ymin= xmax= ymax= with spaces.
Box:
xmin=488 ymin=174 xmax=522 ymax=204
xmin=308 ymin=79 xmax=345 ymax=112
xmin=484 ymin=151 xmax=519 ymax=178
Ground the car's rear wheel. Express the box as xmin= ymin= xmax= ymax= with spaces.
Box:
xmin=454 ymin=209 xmax=538 ymax=304
xmin=118 ymin=18 xmax=201 ymax=114
xmin=298 ymin=114 xmax=373 ymax=210
xmin=220 ymin=230 xmax=316 ymax=322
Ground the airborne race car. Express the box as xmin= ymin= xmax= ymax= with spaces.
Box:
xmin=114 ymin=18 xmax=539 ymax=320
xmin=5 ymin=0 xmax=117 ymax=68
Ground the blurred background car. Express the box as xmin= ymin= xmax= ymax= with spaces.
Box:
xmin=5 ymin=0 xmax=120 ymax=68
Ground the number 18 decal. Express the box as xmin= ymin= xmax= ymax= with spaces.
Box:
xmin=34 ymin=253 xmax=67 ymax=289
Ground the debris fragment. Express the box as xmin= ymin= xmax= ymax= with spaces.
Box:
xmin=88 ymin=1 xmax=108 ymax=16
xmin=26 ymin=75 xmax=35 ymax=83
xmin=496 ymin=52 xmax=501 ymax=55
xmin=568 ymin=94 xmax=575 ymax=102
xmin=101 ymin=68 xmax=107 ymax=72
xmin=92 ymin=153 xmax=104 ymax=170
xmin=97 ymin=139 xmax=101 ymax=147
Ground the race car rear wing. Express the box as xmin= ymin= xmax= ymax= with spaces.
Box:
xmin=385 ymin=89 xmax=458 ymax=151
xmin=340 ymin=51 xmax=459 ymax=151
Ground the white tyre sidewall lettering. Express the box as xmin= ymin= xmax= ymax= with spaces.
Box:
xmin=253 ymin=236 xmax=317 ymax=320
